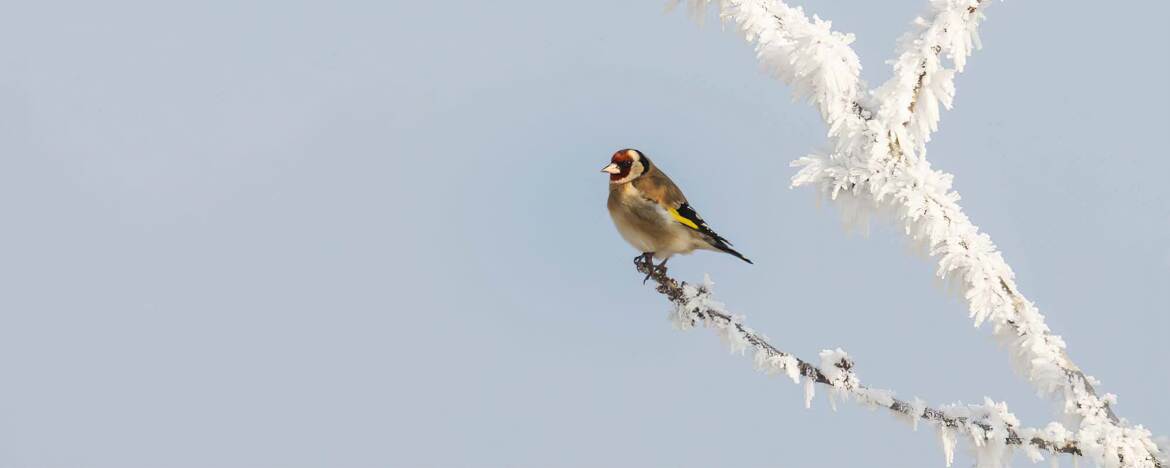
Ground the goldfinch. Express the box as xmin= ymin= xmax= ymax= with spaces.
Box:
xmin=602 ymin=148 xmax=751 ymax=277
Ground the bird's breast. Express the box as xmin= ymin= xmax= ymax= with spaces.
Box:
xmin=607 ymin=183 xmax=692 ymax=256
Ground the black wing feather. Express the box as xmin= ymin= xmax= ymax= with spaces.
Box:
xmin=675 ymin=203 xmax=753 ymax=264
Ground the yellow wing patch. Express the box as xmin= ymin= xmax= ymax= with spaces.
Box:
xmin=667 ymin=207 xmax=700 ymax=230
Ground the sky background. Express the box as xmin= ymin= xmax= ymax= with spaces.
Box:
xmin=1 ymin=1 xmax=1167 ymax=467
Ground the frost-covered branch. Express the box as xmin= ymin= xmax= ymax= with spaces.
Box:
xmin=670 ymin=0 xmax=1165 ymax=466
xmin=636 ymin=260 xmax=1097 ymax=467
xmin=872 ymin=0 xmax=987 ymax=162
xmin=672 ymin=0 xmax=870 ymax=152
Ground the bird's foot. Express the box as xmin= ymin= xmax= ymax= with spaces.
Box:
xmin=637 ymin=254 xmax=669 ymax=285
xmin=654 ymin=257 xmax=669 ymax=276
xmin=636 ymin=252 xmax=656 ymax=284
xmin=650 ymin=258 xmax=669 ymax=282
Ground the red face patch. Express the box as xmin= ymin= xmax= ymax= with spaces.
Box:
xmin=609 ymin=150 xmax=635 ymax=181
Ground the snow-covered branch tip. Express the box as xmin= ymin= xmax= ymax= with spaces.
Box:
xmin=632 ymin=259 xmax=1127 ymax=467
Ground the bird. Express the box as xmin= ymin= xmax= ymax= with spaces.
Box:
xmin=602 ymin=148 xmax=751 ymax=281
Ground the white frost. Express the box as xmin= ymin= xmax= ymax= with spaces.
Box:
xmin=804 ymin=377 xmax=815 ymax=409
xmin=668 ymin=0 xmax=1165 ymax=466
xmin=941 ymin=425 xmax=957 ymax=467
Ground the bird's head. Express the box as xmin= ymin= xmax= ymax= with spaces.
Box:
xmin=601 ymin=148 xmax=649 ymax=184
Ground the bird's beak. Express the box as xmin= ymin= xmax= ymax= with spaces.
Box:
xmin=601 ymin=163 xmax=620 ymax=174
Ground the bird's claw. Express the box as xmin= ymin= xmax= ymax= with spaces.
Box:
xmin=633 ymin=254 xmax=647 ymax=268
xmin=636 ymin=253 xmax=668 ymax=284
xmin=635 ymin=253 xmax=656 ymax=284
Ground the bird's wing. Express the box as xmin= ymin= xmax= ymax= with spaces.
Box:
xmin=674 ymin=202 xmax=753 ymax=263
xmin=669 ymin=203 xmax=731 ymax=245
xmin=632 ymin=167 xmax=752 ymax=264
xmin=633 ymin=169 xmax=727 ymax=243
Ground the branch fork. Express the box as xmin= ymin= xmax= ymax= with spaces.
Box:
xmin=653 ymin=1 xmax=1166 ymax=466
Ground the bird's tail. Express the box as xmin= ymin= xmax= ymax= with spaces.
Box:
xmin=720 ymin=245 xmax=753 ymax=264
xmin=710 ymin=238 xmax=752 ymax=264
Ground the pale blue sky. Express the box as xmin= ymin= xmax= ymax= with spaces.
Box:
xmin=0 ymin=1 xmax=1166 ymax=467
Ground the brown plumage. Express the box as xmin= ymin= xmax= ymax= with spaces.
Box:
xmin=602 ymin=148 xmax=751 ymax=265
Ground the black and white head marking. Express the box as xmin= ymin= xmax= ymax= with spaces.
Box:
xmin=604 ymin=148 xmax=650 ymax=184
